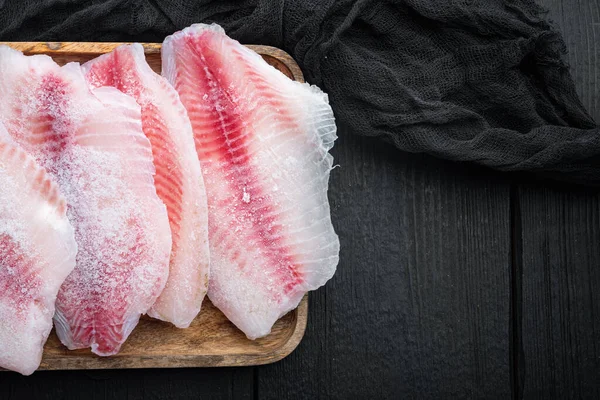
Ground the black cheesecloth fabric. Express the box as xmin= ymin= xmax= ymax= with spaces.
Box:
xmin=0 ymin=0 xmax=598 ymax=184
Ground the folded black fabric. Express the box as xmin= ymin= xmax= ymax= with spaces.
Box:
xmin=1 ymin=0 xmax=598 ymax=184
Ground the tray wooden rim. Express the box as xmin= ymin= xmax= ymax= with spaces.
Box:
xmin=0 ymin=41 xmax=308 ymax=371
xmin=3 ymin=42 xmax=305 ymax=83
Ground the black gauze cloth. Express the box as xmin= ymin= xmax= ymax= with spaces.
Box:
xmin=1 ymin=0 xmax=598 ymax=184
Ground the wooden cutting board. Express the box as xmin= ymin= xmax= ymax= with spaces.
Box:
xmin=0 ymin=41 xmax=308 ymax=371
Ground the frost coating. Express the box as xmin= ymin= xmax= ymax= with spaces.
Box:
xmin=0 ymin=124 xmax=77 ymax=376
xmin=83 ymin=44 xmax=210 ymax=329
xmin=0 ymin=46 xmax=171 ymax=356
xmin=163 ymin=23 xmax=340 ymax=340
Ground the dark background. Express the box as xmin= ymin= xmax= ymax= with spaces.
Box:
xmin=1 ymin=0 xmax=599 ymax=398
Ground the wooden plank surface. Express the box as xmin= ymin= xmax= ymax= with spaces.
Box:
xmin=516 ymin=1 xmax=600 ymax=398
xmin=257 ymin=135 xmax=513 ymax=399
xmin=517 ymin=186 xmax=600 ymax=399
xmin=0 ymin=367 xmax=254 ymax=400
xmin=0 ymin=42 xmax=307 ymax=371
xmin=0 ymin=0 xmax=598 ymax=398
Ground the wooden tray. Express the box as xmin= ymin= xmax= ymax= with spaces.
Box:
xmin=1 ymin=41 xmax=308 ymax=371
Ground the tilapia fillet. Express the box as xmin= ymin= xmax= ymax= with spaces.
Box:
xmin=83 ymin=44 xmax=210 ymax=329
xmin=0 ymin=125 xmax=77 ymax=375
xmin=163 ymin=24 xmax=340 ymax=339
xmin=0 ymin=46 xmax=172 ymax=355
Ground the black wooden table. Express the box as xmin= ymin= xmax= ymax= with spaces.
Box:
xmin=1 ymin=1 xmax=598 ymax=398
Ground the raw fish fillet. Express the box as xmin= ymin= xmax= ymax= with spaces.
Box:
xmin=0 ymin=46 xmax=172 ymax=355
xmin=162 ymin=24 xmax=340 ymax=339
xmin=83 ymin=44 xmax=210 ymax=328
xmin=0 ymin=124 xmax=77 ymax=375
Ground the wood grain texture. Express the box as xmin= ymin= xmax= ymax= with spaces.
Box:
xmin=0 ymin=367 xmax=254 ymax=400
xmin=3 ymin=42 xmax=304 ymax=84
xmin=0 ymin=42 xmax=307 ymax=371
xmin=517 ymin=1 xmax=600 ymax=398
xmin=517 ymin=186 xmax=600 ymax=399
xmin=258 ymin=134 xmax=513 ymax=399
xmin=0 ymin=2 xmax=598 ymax=398
xmin=538 ymin=0 xmax=599 ymax=122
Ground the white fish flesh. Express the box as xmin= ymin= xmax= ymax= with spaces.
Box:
xmin=0 ymin=124 xmax=77 ymax=375
xmin=162 ymin=24 xmax=340 ymax=339
xmin=0 ymin=46 xmax=171 ymax=355
xmin=83 ymin=44 xmax=210 ymax=328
